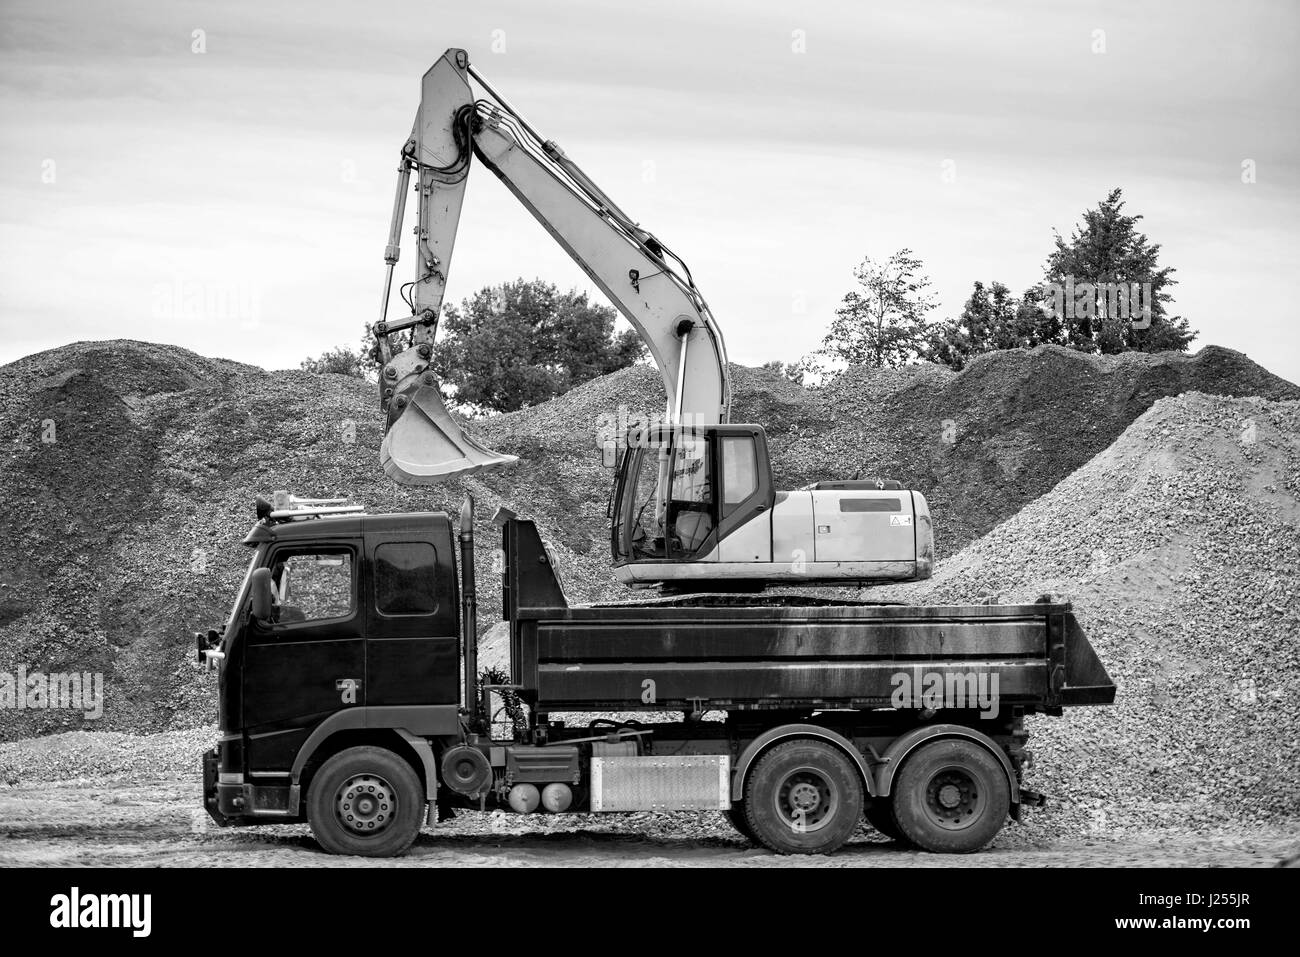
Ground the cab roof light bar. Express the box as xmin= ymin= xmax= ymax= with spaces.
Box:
xmin=254 ymin=490 xmax=366 ymax=523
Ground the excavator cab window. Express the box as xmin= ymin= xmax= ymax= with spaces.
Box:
xmin=626 ymin=436 xmax=669 ymax=559
xmin=720 ymin=435 xmax=758 ymax=518
xmin=616 ymin=426 xmax=720 ymax=562
xmin=666 ymin=432 xmax=714 ymax=557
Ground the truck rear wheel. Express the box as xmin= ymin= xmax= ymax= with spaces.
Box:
xmin=307 ymin=746 xmax=424 ymax=857
xmin=743 ymin=739 xmax=864 ymax=855
xmin=891 ymin=739 xmax=1010 ymax=853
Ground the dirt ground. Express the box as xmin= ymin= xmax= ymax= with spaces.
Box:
xmin=1 ymin=773 xmax=1295 ymax=868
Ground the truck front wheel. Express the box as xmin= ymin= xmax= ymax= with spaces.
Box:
xmin=743 ymin=739 xmax=864 ymax=854
xmin=306 ymin=746 xmax=424 ymax=857
xmin=891 ymin=739 xmax=1010 ymax=853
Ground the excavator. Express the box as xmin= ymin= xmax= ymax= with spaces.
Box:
xmin=370 ymin=49 xmax=933 ymax=589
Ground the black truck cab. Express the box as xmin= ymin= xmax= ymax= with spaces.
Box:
xmin=208 ymin=511 xmax=461 ymax=822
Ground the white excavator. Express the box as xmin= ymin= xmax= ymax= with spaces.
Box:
xmin=371 ymin=48 xmax=933 ymax=589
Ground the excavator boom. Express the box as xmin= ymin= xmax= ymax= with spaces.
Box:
xmin=374 ymin=49 xmax=729 ymax=483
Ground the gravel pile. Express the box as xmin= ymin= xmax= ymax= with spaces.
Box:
xmin=1 ymin=337 xmax=1295 ymax=748
xmin=0 ymin=726 xmax=218 ymax=784
xmin=813 ymin=344 xmax=1300 ymax=557
xmin=0 ymin=340 xmax=481 ymax=739
xmin=876 ymin=392 xmax=1300 ymax=836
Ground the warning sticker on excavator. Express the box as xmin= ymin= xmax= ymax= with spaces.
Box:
xmin=890 ymin=515 xmax=912 ymax=526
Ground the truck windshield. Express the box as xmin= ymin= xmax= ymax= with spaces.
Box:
xmin=222 ymin=546 xmax=265 ymax=646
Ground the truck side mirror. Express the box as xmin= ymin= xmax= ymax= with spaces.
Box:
xmin=250 ymin=567 xmax=274 ymax=623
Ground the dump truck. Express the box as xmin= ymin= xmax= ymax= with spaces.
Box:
xmin=197 ymin=495 xmax=1115 ymax=857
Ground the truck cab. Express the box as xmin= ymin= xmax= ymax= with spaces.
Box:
xmin=206 ymin=509 xmax=461 ymax=824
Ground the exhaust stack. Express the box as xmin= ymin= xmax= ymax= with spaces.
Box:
xmin=459 ymin=495 xmax=480 ymax=733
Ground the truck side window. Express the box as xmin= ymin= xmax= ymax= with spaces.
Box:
xmin=375 ymin=542 xmax=438 ymax=616
xmin=721 ymin=436 xmax=758 ymax=516
xmin=275 ymin=551 xmax=353 ymax=623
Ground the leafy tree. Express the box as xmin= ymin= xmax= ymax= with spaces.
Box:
xmin=1014 ymin=283 xmax=1066 ymax=349
xmin=928 ymin=281 xmax=1013 ymax=371
xmin=759 ymin=359 xmax=807 ymax=385
xmin=432 ymin=279 xmax=644 ymax=413
xmin=816 ymin=249 xmax=938 ymax=371
xmin=816 ymin=248 xmax=941 ymax=371
xmin=1040 ymin=188 xmax=1195 ymax=353
xmin=300 ymin=345 xmax=366 ymax=377
xmin=927 ymin=281 xmax=1066 ymax=371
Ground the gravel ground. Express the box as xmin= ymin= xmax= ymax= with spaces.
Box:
xmin=1 ymin=769 xmax=1295 ymax=868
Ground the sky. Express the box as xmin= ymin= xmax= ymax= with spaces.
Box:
xmin=1 ymin=0 xmax=1297 ymax=382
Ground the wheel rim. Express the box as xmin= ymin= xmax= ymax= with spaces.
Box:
xmin=335 ymin=773 xmax=396 ymax=836
xmin=775 ymin=766 xmax=838 ymax=833
xmin=921 ymin=764 xmax=986 ymax=831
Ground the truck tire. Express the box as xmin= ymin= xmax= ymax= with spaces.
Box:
xmin=743 ymin=739 xmax=864 ymax=855
xmin=306 ymin=746 xmax=424 ymax=857
xmin=726 ymin=802 xmax=756 ymax=843
xmin=864 ymin=801 xmax=907 ymax=842
xmin=891 ymin=739 xmax=1010 ymax=853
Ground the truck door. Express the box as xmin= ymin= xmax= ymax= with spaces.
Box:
xmin=242 ymin=543 xmax=363 ymax=772
xmin=364 ymin=535 xmax=460 ymax=708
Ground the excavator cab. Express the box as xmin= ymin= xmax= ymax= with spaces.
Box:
xmin=609 ymin=422 xmax=934 ymax=589
xmin=611 ymin=424 xmax=773 ymax=569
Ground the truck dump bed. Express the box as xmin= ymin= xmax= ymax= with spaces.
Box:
xmin=500 ymin=518 xmax=1115 ymax=715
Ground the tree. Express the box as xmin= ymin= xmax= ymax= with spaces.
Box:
xmin=1014 ymin=284 xmax=1066 ymax=349
xmin=759 ymin=360 xmax=807 ymax=385
xmin=927 ymin=281 xmax=1066 ymax=371
xmin=1040 ymin=188 xmax=1195 ymax=353
xmin=432 ymin=279 xmax=645 ymax=413
xmin=301 ymin=345 xmax=366 ymax=377
xmin=816 ymin=249 xmax=938 ymax=372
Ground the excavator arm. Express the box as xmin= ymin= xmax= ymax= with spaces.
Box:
xmin=374 ymin=48 xmax=731 ymax=483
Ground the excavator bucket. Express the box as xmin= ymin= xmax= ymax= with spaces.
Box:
xmin=380 ymin=385 xmax=518 ymax=483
